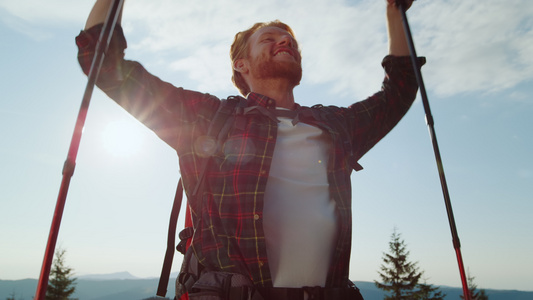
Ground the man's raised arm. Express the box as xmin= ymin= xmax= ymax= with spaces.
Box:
xmin=85 ymin=0 xmax=124 ymax=29
xmin=386 ymin=0 xmax=413 ymax=56
xmin=77 ymin=0 xmax=220 ymax=151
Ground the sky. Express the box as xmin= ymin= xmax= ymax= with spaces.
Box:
xmin=1 ymin=0 xmax=532 ymax=294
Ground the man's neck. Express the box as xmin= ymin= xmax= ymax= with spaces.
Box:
xmin=250 ymin=80 xmax=296 ymax=109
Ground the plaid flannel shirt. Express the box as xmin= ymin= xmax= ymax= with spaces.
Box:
xmin=76 ymin=24 xmax=424 ymax=288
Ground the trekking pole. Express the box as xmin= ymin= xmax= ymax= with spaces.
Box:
xmin=34 ymin=0 xmax=125 ymax=299
xmin=394 ymin=1 xmax=470 ymax=299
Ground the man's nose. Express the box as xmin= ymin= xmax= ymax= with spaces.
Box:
xmin=278 ymin=35 xmax=293 ymax=47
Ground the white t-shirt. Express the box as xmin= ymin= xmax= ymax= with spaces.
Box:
xmin=263 ymin=113 xmax=338 ymax=288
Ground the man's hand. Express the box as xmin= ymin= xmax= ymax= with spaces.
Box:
xmin=85 ymin=0 xmax=124 ymax=30
xmin=387 ymin=0 xmax=414 ymax=11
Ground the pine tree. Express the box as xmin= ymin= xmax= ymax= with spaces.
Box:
xmin=460 ymin=271 xmax=489 ymax=300
xmin=45 ymin=248 xmax=78 ymax=300
xmin=413 ymin=279 xmax=446 ymax=300
xmin=5 ymin=291 xmax=16 ymax=300
xmin=375 ymin=229 xmax=423 ymax=300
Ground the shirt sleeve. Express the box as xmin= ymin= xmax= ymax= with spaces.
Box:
xmin=347 ymin=55 xmax=426 ymax=163
xmin=75 ymin=24 xmax=220 ymax=150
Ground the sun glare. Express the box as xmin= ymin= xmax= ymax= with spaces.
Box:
xmin=101 ymin=119 xmax=144 ymax=158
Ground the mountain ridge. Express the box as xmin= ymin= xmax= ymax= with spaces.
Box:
xmin=77 ymin=271 xmax=142 ymax=280
xmin=1 ymin=275 xmax=532 ymax=300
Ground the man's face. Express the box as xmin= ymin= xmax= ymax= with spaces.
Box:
xmin=246 ymin=26 xmax=302 ymax=86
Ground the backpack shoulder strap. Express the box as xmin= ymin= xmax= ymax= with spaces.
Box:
xmin=157 ymin=95 xmax=245 ymax=297
xmin=157 ymin=178 xmax=184 ymax=297
xmin=209 ymin=96 xmax=243 ymax=140
xmin=191 ymin=96 xmax=244 ymax=196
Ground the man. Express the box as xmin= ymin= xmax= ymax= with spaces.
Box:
xmin=77 ymin=0 xmax=422 ymax=299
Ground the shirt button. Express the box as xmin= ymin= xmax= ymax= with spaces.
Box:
xmin=259 ymin=261 xmax=264 ymax=267
xmin=254 ymin=214 xmax=260 ymax=221
xmin=260 ymin=169 xmax=266 ymax=175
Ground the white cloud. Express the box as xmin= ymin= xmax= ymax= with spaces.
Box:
xmin=291 ymin=1 xmax=388 ymax=98
xmin=0 ymin=0 xmax=93 ymax=39
xmin=3 ymin=0 xmax=531 ymax=100
xmin=169 ymin=42 xmax=235 ymax=92
xmin=122 ymin=0 xmax=533 ymax=100
xmin=0 ymin=12 xmax=53 ymax=40
xmin=0 ymin=0 xmax=92 ymax=25
xmin=122 ymin=0 xmax=388 ymax=99
xmin=411 ymin=0 xmax=533 ymax=98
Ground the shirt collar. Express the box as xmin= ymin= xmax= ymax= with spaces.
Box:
xmin=246 ymin=92 xmax=300 ymax=110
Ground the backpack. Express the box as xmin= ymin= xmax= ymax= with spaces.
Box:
xmin=156 ymin=96 xmax=247 ymax=298
xmin=155 ymin=96 xmax=363 ymax=299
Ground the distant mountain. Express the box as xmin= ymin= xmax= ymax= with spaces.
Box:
xmin=0 ymin=277 xmax=172 ymax=300
xmin=78 ymin=271 xmax=141 ymax=280
xmin=1 ymin=275 xmax=532 ymax=300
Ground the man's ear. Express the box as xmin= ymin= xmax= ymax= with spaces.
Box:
xmin=233 ymin=59 xmax=248 ymax=74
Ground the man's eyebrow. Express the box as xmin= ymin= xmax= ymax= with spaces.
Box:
xmin=258 ymin=31 xmax=275 ymax=39
xmin=258 ymin=30 xmax=298 ymax=45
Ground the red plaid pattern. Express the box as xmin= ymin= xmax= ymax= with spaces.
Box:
xmin=76 ymin=24 xmax=423 ymax=288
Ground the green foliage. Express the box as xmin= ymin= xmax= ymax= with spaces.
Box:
xmin=45 ymin=248 xmax=78 ymax=300
xmin=413 ymin=280 xmax=446 ymax=300
xmin=375 ymin=229 xmax=423 ymax=299
xmin=5 ymin=291 xmax=16 ymax=300
xmin=4 ymin=289 xmax=25 ymax=300
xmin=460 ymin=271 xmax=489 ymax=300
xmin=375 ymin=229 xmax=445 ymax=300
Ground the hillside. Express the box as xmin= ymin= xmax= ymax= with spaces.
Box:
xmin=1 ymin=277 xmax=532 ymax=300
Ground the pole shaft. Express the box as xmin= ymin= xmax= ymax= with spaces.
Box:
xmin=396 ymin=2 xmax=470 ymax=299
xmin=34 ymin=0 xmax=125 ymax=299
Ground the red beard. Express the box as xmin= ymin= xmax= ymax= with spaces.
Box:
xmin=250 ymin=53 xmax=302 ymax=87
